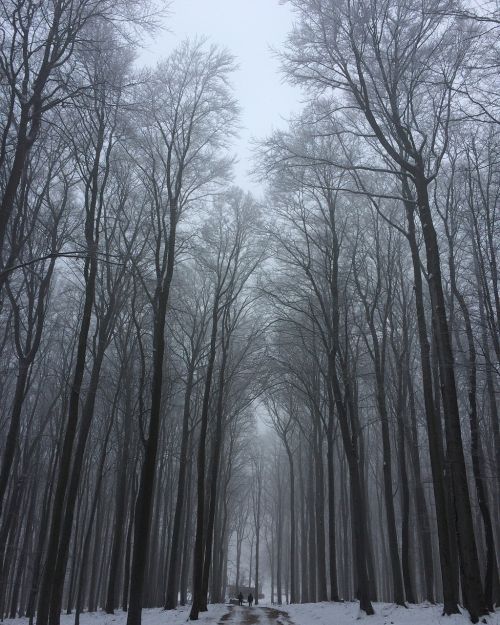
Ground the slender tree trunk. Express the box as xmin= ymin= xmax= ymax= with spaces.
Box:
xmin=276 ymin=487 xmax=283 ymax=605
xmin=49 ymin=330 xmax=115 ymax=625
xmin=37 ymin=114 xmax=105 ymax=625
xmin=329 ymin=354 xmax=374 ymax=614
xmin=127 ymin=195 xmax=178 ymax=625
xmin=314 ymin=427 xmax=328 ymax=601
xmin=26 ymin=444 xmax=58 ymax=625
xmin=200 ymin=325 xmax=229 ymax=612
xmin=326 ymin=414 xmax=339 ymax=602
xmin=126 ymin=289 xmax=168 ymax=625
xmin=401 ymin=293 xmax=435 ymax=603
xmin=254 ymin=482 xmax=261 ymax=606
xmin=284 ymin=442 xmax=297 ymax=604
xmin=8 ymin=474 xmax=36 ymax=618
xmin=122 ymin=472 xmax=137 ymax=613
xmin=0 ymin=362 xmax=29 ymax=520
xmin=403 ymin=184 xmax=458 ymax=613
xmin=106 ymin=377 xmax=132 ymax=613
xmin=74 ymin=418 xmax=112 ymax=625
xmin=0 ymin=108 xmax=32 ymax=258
xmin=448 ymin=236 xmax=500 ymax=611
xmin=165 ymin=362 xmax=196 ymax=609
xmin=415 ymin=175 xmax=486 ymax=621
xmin=190 ymin=294 xmax=220 ymax=620
xmin=307 ymin=459 xmax=317 ymax=602
xmin=397 ymin=378 xmax=415 ymax=604
xmin=299 ymin=455 xmax=308 ymax=604
xmin=179 ymin=456 xmax=194 ymax=606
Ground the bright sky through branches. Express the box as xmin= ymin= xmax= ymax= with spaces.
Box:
xmin=138 ymin=0 xmax=302 ymax=194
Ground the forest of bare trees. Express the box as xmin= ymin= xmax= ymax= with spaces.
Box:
xmin=1 ymin=1 xmax=500 ymax=625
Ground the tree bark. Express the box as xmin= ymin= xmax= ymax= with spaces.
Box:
xmin=190 ymin=293 xmax=220 ymax=620
xmin=164 ymin=361 xmax=196 ymax=608
xmin=402 ymin=183 xmax=458 ymax=613
xmin=414 ymin=174 xmax=486 ymax=621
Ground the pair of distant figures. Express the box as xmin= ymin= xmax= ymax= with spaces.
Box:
xmin=238 ymin=592 xmax=254 ymax=607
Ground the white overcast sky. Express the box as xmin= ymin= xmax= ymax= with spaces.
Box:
xmin=138 ymin=0 xmax=303 ymax=194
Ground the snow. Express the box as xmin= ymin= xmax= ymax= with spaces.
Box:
xmin=4 ymin=603 xmax=500 ymax=625
xmin=282 ymin=602 xmax=500 ymax=625
xmin=2 ymin=606 xmax=229 ymax=625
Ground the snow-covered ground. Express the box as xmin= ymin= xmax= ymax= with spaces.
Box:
xmin=2 ymin=606 xmax=229 ymax=625
xmin=4 ymin=603 xmax=500 ymax=625
xmin=283 ymin=602 xmax=500 ymax=625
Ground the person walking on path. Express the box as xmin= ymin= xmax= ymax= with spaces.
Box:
xmin=247 ymin=593 xmax=254 ymax=607
xmin=238 ymin=592 xmax=243 ymax=606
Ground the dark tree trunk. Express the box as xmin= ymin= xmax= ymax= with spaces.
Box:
xmin=298 ymin=455 xmax=308 ymax=604
xmin=307 ymin=460 xmax=317 ymax=602
xmin=414 ymin=174 xmax=486 ymax=621
xmin=276 ymin=487 xmax=283 ymax=605
xmin=122 ymin=473 xmax=137 ymax=612
xmin=403 ymin=183 xmax=459 ymax=613
xmin=8 ymin=475 xmax=36 ymax=618
xmin=49 ymin=327 xmax=116 ymax=625
xmin=105 ymin=376 xmax=133 ymax=613
xmin=165 ymin=362 xmax=195 ymax=609
xmin=329 ymin=354 xmax=374 ymax=615
xmin=201 ymin=318 xmax=229 ymax=610
xmin=126 ymin=196 xmax=178 ymax=625
xmin=0 ymin=363 xmax=29 ymax=520
xmin=126 ymin=289 xmax=169 ymax=625
xmin=254 ymin=476 xmax=261 ymax=606
xmin=36 ymin=113 xmax=106 ymax=625
xmin=401 ymin=291 xmax=435 ymax=604
xmin=179 ymin=456 xmax=194 ymax=606
xmin=397 ymin=387 xmax=415 ymax=604
xmin=326 ymin=415 xmax=340 ymax=602
xmin=74 ymin=418 xmax=112 ymax=625
xmin=448 ymin=236 xmax=500 ymax=611
xmin=190 ymin=294 xmax=220 ymax=620
xmin=26 ymin=444 xmax=58 ymax=625
xmin=355 ymin=252 xmax=405 ymax=607
xmin=314 ymin=427 xmax=328 ymax=601
xmin=284 ymin=441 xmax=297 ymax=604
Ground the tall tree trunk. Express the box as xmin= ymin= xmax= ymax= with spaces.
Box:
xmin=105 ymin=375 xmax=133 ymax=613
xmin=326 ymin=413 xmax=339 ymax=602
xmin=36 ymin=113 xmax=106 ymax=625
xmin=127 ymin=196 xmax=178 ymax=625
xmin=179 ymin=455 xmax=194 ymax=606
xmin=314 ymin=427 xmax=328 ymax=601
xmin=49 ymin=325 xmax=117 ymax=625
xmin=284 ymin=441 xmax=297 ymax=604
xmin=126 ymin=288 xmax=168 ymax=625
xmin=414 ymin=174 xmax=486 ymax=621
xmin=74 ymin=417 xmax=112 ymax=625
xmin=403 ymin=183 xmax=458 ymax=613
xmin=122 ymin=471 xmax=137 ymax=613
xmin=397 ymin=377 xmax=415 ymax=604
xmin=276 ymin=485 xmax=283 ymax=605
xmin=329 ymin=353 xmax=374 ymax=615
xmin=448 ymin=237 xmax=500 ymax=611
xmin=200 ymin=323 xmax=229 ymax=612
xmin=401 ymin=288 xmax=435 ymax=604
xmin=307 ymin=459 xmax=317 ymax=602
xmin=190 ymin=293 xmax=220 ymax=620
xmin=298 ymin=455 xmax=308 ymax=604
xmin=165 ymin=361 xmax=196 ymax=609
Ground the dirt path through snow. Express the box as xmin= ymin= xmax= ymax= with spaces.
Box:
xmin=219 ymin=606 xmax=291 ymax=625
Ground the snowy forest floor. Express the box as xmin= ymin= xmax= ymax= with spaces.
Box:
xmin=285 ymin=602 xmax=500 ymax=625
xmin=3 ymin=603 xmax=500 ymax=625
